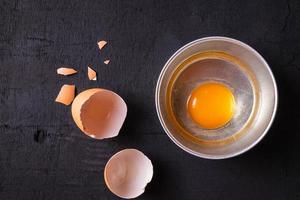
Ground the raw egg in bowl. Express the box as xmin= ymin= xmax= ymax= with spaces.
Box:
xmin=155 ymin=37 xmax=277 ymax=159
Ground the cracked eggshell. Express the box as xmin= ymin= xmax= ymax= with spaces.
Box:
xmin=98 ymin=40 xmax=107 ymax=50
xmin=104 ymin=60 xmax=110 ymax=65
xmin=88 ymin=66 xmax=97 ymax=81
xmin=55 ymin=84 xmax=75 ymax=105
xmin=104 ymin=149 xmax=153 ymax=199
xmin=71 ymin=88 xmax=127 ymax=139
xmin=57 ymin=67 xmax=77 ymax=75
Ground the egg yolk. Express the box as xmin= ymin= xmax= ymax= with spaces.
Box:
xmin=187 ymin=82 xmax=235 ymax=129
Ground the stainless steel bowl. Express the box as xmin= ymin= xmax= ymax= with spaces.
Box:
xmin=155 ymin=36 xmax=278 ymax=159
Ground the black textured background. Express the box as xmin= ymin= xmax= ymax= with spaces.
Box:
xmin=0 ymin=0 xmax=299 ymax=199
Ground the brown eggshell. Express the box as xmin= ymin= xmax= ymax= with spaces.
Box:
xmin=57 ymin=67 xmax=77 ymax=76
xmin=104 ymin=149 xmax=153 ymax=199
xmin=71 ymin=88 xmax=127 ymax=139
xmin=88 ymin=66 xmax=97 ymax=80
xmin=98 ymin=40 xmax=107 ymax=50
xmin=55 ymin=84 xmax=75 ymax=105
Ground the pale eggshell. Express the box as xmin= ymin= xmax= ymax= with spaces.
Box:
xmin=57 ymin=67 xmax=77 ymax=75
xmin=88 ymin=66 xmax=97 ymax=81
xmin=104 ymin=60 xmax=110 ymax=65
xmin=104 ymin=149 xmax=153 ymax=199
xmin=71 ymin=88 xmax=127 ymax=139
xmin=98 ymin=40 xmax=107 ymax=50
xmin=55 ymin=84 xmax=75 ymax=105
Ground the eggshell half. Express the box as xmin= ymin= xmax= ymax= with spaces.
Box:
xmin=88 ymin=66 xmax=97 ymax=81
xmin=98 ymin=40 xmax=107 ymax=50
xmin=57 ymin=67 xmax=77 ymax=75
xmin=104 ymin=149 xmax=153 ymax=199
xmin=71 ymin=88 xmax=127 ymax=139
xmin=55 ymin=84 xmax=75 ymax=105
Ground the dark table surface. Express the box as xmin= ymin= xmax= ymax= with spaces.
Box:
xmin=0 ymin=0 xmax=299 ymax=199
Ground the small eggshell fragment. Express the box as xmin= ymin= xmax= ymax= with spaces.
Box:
xmin=104 ymin=149 xmax=153 ymax=199
xmin=98 ymin=40 xmax=107 ymax=50
xmin=57 ymin=67 xmax=77 ymax=75
xmin=104 ymin=60 xmax=110 ymax=65
xmin=88 ymin=66 xmax=97 ymax=81
xmin=71 ymin=88 xmax=127 ymax=139
xmin=55 ymin=84 xmax=75 ymax=105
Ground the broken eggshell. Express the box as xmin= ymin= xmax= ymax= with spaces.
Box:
xmin=71 ymin=88 xmax=127 ymax=139
xmin=55 ymin=84 xmax=75 ymax=105
xmin=98 ymin=40 xmax=107 ymax=50
xmin=57 ymin=67 xmax=77 ymax=76
xmin=104 ymin=149 xmax=153 ymax=199
xmin=104 ymin=60 xmax=110 ymax=65
xmin=88 ymin=66 xmax=97 ymax=81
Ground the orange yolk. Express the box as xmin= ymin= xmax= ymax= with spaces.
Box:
xmin=187 ymin=82 xmax=235 ymax=129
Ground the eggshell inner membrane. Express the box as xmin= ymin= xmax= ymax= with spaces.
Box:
xmin=71 ymin=89 xmax=127 ymax=139
xmin=104 ymin=149 xmax=153 ymax=199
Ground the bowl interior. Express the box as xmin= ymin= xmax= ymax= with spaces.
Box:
xmin=156 ymin=37 xmax=277 ymax=159
xmin=171 ymin=52 xmax=255 ymax=141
